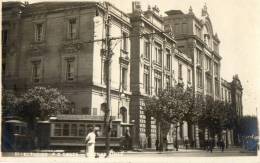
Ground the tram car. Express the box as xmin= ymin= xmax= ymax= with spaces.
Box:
xmin=48 ymin=114 xmax=127 ymax=152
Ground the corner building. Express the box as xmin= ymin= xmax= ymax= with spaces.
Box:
xmin=2 ymin=2 xmax=132 ymax=149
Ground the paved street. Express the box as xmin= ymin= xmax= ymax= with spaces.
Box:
xmin=1 ymin=148 xmax=258 ymax=163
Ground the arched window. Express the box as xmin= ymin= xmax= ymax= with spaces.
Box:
xmin=120 ymin=107 xmax=127 ymax=123
xmin=100 ymin=103 xmax=107 ymax=116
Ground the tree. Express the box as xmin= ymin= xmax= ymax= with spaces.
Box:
xmin=144 ymin=91 xmax=171 ymax=151
xmin=21 ymin=86 xmax=70 ymax=121
xmin=199 ymin=96 xmax=226 ymax=139
xmin=183 ymin=87 xmax=205 ymax=124
xmin=2 ymin=90 xmax=21 ymax=117
xmin=145 ymin=85 xmax=189 ymax=151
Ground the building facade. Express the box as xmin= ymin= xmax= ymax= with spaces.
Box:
xmin=164 ymin=5 xmax=222 ymax=147
xmin=129 ymin=4 xmax=176 ymax=148
xmin=2 ymin=1 xmax=132 ymax=149
xmin=2 ymin=1 xmax=243 ymax=150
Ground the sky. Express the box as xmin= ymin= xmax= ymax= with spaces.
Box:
xmin=3 ymin=0 xmax=260 ymax=116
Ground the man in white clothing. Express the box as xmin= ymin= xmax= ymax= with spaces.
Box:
xmin=85 ymin=127 xmax=96 ymax=157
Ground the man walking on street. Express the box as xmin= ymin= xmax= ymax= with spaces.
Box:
xmin=85 ymin=127 xmax=96 ymax=158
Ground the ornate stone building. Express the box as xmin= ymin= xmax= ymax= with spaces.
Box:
xmin=2 ymin=1 xmax=132 ymax=149
xmin=164 ymin=4 xmax=222 ymax=147
xmin=2 ymin=1 xmax=243 ymax=150
xmin=129 ymin=3 xmax=193 ymax=149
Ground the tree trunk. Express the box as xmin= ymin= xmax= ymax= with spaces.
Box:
xmin=175 ymin=126 xmax=178 ymax=151
xmin=226 ymin=130 xmax=229 ymax=148
xmin=158 ymin=121 xmax=163 ymax=151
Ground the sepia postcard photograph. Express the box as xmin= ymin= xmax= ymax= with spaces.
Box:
xmin=1 ymin=0 xmax=259 ymax=163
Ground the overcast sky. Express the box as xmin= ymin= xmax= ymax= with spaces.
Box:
xmin=4 ymin=0 xmax=260 ymax=116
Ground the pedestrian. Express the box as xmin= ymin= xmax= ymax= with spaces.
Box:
xmin=184 ymin=139 xmax=189 ymax=150
xmin=220 ymin=140 xmax=225 ymax=152
xmin=155 ymin=139 xmax=159 ymax=151
xmin=209 ymin=138 xmax=213 ymax=153
xmin=85 ymin=127 xmax=96 ymax=158
xmin=124 ymin=129 xmax=130 ymax=150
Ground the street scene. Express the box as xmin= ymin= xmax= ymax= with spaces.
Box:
xmin=1 ymin=0 xmax=259 ymax=162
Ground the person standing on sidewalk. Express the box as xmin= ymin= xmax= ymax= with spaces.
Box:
xmin=220 ymin=139 xmax=225 ymax=152
xmin=85 ymin=127 xmax=96 ymax=157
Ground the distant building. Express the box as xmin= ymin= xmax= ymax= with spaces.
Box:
xmin=221 ymin=75 xmax=243 ymax=146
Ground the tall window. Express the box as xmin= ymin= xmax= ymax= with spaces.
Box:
xmin=206 ymin=76 xmax=212 ymax=94
xmin=143 ymin=65 xmax=150 ymax=94
xmin=196 ymin=49 xmax=203 ymax=66
xmin=154 ymin=71 xmax=162 ymax=95
xmin=121 ymin=67 xmax=127 ymax=90
xmin=35 ymin=23 xmax=44 ymax=42
xmin=214 ymin=63 xmax=219 ymax=77
xmin=66 ymin=58 xmax=75 ymax=81
xmin=196 ymin=68 xmax=203 ymax=88
xmin=178 ymin=64 xmax=182 ymax=79
xmin=205 ymin=56 xmax=211 ymax=71
xmin=144 ymin=40 xmax=150 ymax=60
xmin=32 ymin=61 xmax=41 ymax=83
xmin=2 ymin=30 xmax=8 ymax=46
xmin=195 ymin=25 xmax=202 ymax=38
xmin=122 ymin=32 xmax=128 ymax=51
xmin=166 ymin=75 xmax=170 ymax=90
xmin=215 ymin=79 xmax=219 ymax=97
xmin=187 ymin=69 xmax=191 ymax=83
xmin=154 ymin=43 xmax=162 ymax=65
xmin=120 ymin=107 xmax=127 ymax=123
xmin=166 ymin=49 xmax=171 ymax=70
xmin=68 ymin=18 xmax=77 ymax=39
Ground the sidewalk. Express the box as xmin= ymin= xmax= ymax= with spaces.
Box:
xmin=2 ymin=146 xmax=254 ymax=157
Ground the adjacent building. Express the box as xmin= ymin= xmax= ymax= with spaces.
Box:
xmin=164 ymin=4 xmax=222 ymax=147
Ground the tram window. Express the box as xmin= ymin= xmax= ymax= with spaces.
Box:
xmin=71 ymin=124 xmax=77 ymax=136
xmin=54 ymin=124 xmax=62 ymax=136
xmin=79 ymin=124 xmax=85 ymax=136
xmin=63 ymin=124 xmax=69 ymax=136
xmin=111 ymin=125 xmax=117 ymax=137
xmin=86 ymin=124 xmax=94 ymax=134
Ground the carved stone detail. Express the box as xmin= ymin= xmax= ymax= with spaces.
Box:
xmin=28 ymin=42 xmax=47 ymax=56
xmin=60 ymin=41 xmax=83 ymax=53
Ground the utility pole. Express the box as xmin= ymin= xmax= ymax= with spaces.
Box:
xmin=104 ymin=5 xmax=112 ymax=157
